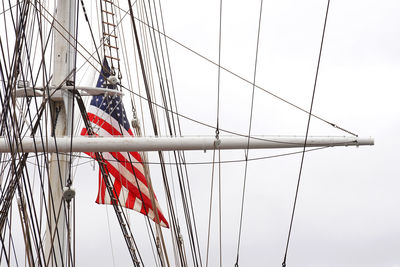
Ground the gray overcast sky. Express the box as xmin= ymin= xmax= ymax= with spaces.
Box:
xmin=69 ymin=0 xmax=400 ymax=266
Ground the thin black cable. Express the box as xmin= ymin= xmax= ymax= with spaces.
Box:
xmin=13 ymin=2 xmax=65 ymax=264
xmin=145 ymin=0 xmax=203 ymax=261
xmin=31 ymin=4 xmax=72 ymax=264
xmin=53 ymin=146 xmax=329 ymax=167
xmin=235 ymin=1 xmax=263 ymax=265
xmin=0 ymin=2 xmax=49 ymax=264
xmin=74 ymin=90 xmax=144 ymax=266
xmin=205 ymin=148 xmax=216 ymax=267
xmin=119 ymin=83 xmax=342 ymax=146
xmin=27 ymin=3 xmax=84 ymax=262
xmin=154 ymin=2 xmax=205 ymax=262
xmin=0 ymin=2 xmax=17 ymax=16
xmin=125 ymin=13 xmax=357 ymax=137
xmin=216 ymin=0 xmax=223 ymax=138
xmin=216 ymin=2 xmax=223 ymax=266
xmin=65 ymin=0 xmax=82 ymax=265
xmin=112 ymin=4 xmax=334 ymax=134
xmin=24 ymin=6 xmax=67 ymax=263
xmin=2 ymin=1 xmax=76 ymax=262
xmin=128 ymin=2 xmax=187 ymax=266
xmin=281 ymin=1 xmax=331 ymax=266
xmin=79 ymin=0 xmax=102 ymax=66
xmin=0 ymin=222 xmax=10 ymax=266
xmin=30 ymin=0 xmax=358 ymax=146
xmin=68 ymin=0 xmax=82 ymax=189
xmin=111 ymin=96 xmax=164 ymax=265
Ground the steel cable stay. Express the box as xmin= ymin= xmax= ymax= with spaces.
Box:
xmin=1 ymin=5 xmax=12 ymax=72
xmin=205 ymin=148 xmax=216 ymax=267
xmin=73 ymin=2 xmax=165 ymax=263
xmin=6 ymin=0 xmax=356 ymax=139
xmin=28 ymin=0 xmax=131 ymax=86
xmin=134 ymin=3 xmax=182 ymax=265
xmin=0 ymin=14 xmax=79 ymax=262
xmin=0 ymin=2 xmax=18 ymax=16
xmin=29 ymin=1 xmax=102 ymax=74
xmin=0 ymin=2 xmax=77 ymax=264
xmin=32 ymin=1 xmax=172 ymax=266
xmin=0 ymin=1 xmax=372 ymax=266
xmin=118 ymin=83 xmax=361 ymax=146
xmin=216 ymin=0 xmax=223 ymax=266
xmin=79 ymin=0 xmax=103 ymax=78
xmin=0 ymin=0 xmax=34 ymax=232
xmin=0 ymin=23 xmax=35 ymax=264
xmin=13 ymin=57 xmax=52 ymax=267
xmin=113 ymin=98 xmax=166 ymax=266
xmin=64 ymin=0 xmax=81 ymax=264
xmin=16 ymin=6 xmax=70 ymax=264
xmin=128 ymin=1 xmax=193 ymax=266
xmin=99 ymin=1 xmax=168 ymax=265
xmin=151 ymin=1 xmax=197 ymax=264
xmin=153 ymin=0 xmax=204 ymax=261
xmin=128 ymin=7 xmax=168 ymax=253
xmin=123 ymin=12 xmax=357 ymax=137
xmin=0 ymin=210 xmax=10 ymax=265
xmin=0 ymin=216 xmax=17 ymax=266
xmin=28 ymin=1 xmax=356 ymax=143
xmin=235 ymin=1 xmax=264 ymax=265
xmin=30 ymin=0 xmax=357 ymax=145
xmin=281 ymin=1 xmax=331 ymax=266
xmin=9 ymin=1 xmax=178 ymax=266
xmin=138 ymin=1 xmax=203 ymax=265
xmin=74 ymin=90 xmax=144 ymax=266
xmin=88 ymin=0 xmax=352 ymax=140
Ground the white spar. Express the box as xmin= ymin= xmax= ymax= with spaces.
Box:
xmin=0 ymin=135 xmax=374 ymax=153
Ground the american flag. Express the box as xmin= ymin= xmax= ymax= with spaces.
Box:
xmin=81 ymin=60 xmax=169 ymax=228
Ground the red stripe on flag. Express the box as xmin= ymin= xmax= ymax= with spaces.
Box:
xmin=82 ymin=108 xmax=169 ymax=227
xmin=102 ymin=158 xmax=169 ymax=227
xmin=85 ymin=113 xmax=144 ymax=163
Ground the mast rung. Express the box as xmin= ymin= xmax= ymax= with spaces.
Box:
xmin=102 ymin=10 xmax=114 ymax=15
xmin=103 ymin=32 xmax=117 ymax=38
xmin=103 ymin=0 xmax=114 ymax=4
xmin=105 ymin=55 xmax=120 ymax=61
xmin=103 ymin=21 xmax=116 ymax=27
xmin=104 ymin=43 xmax=119 ymax=49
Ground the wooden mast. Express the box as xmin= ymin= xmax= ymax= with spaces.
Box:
xmin=45 ymin=0 xmax=77 ymax=265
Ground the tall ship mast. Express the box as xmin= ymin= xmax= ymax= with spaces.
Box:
xmin=1 ymin=0 xmax=389 ymax=266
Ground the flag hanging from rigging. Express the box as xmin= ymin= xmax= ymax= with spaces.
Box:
xmin=81 ymin=59 xmax=169 ymax=228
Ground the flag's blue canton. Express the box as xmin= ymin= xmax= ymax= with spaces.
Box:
xmin=90 ymin=60 xmax=131 ymax=132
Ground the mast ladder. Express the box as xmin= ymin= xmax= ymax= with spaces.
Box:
xmin=99 ymin=0 xmax=121 ymax=79
xmin=73 ymin=91 xmax=141 ymax=266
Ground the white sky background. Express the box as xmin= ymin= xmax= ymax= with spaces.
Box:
xmin=68 ymin=0 xmax=399 ymax=266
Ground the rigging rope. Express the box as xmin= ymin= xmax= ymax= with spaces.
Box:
xmin=216 ymin=1 xmax=223 ymax=266
xmin=129 ymin=2 xmax=183 ymax=266
xmin=235 ymin=1 xmax=264 ymax=265
xmin=74 ymin=90 xmax=144 ymax=266
xmin=124 ymin=13 xmax=358 ymax=137
xmin=281 ymin=1 xmax=331 ymax=266
xmin=48 ymin=146 xmax=330 ymax=167
xmin=205 ymin=149 xmax=216 ymax=267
